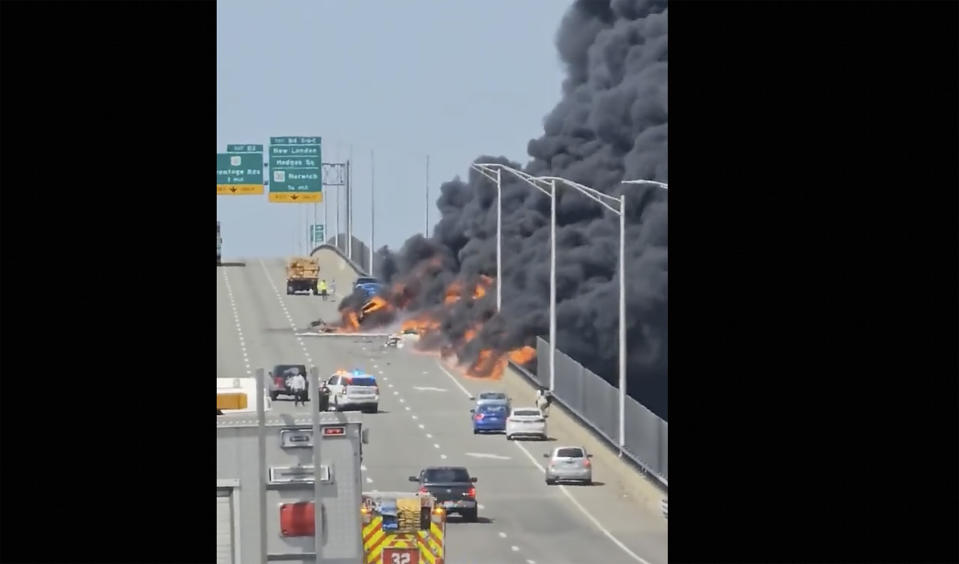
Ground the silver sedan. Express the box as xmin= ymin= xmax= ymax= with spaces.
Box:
xmin=543 ymin=446 xmax=593 ymax=485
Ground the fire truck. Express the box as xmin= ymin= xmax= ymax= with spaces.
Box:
xmin=361 ymin=491 xmax=447 ymax=564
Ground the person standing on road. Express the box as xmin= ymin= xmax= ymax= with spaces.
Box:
xmin=290 ymin=371 xmax=307 ymax=407
xmin=536 ymin=386 xmax=552 ymax=416
xmin=319 ymin=279 xmax=328 ymax=301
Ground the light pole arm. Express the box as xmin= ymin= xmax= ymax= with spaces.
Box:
xmin=474 ymin=163 xmax=553 ymax=196
xmin=622 ymin=179 xmax=668 ymax=190
xmin=538 ymin=176 xmax=622 ymax=215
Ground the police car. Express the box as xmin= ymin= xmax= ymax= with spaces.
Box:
xmin=325 ymin=369 xmax=380 ymax=413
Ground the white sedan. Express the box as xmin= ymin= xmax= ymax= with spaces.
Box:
xmin=505 ymin=407 xmax=548 ymax=440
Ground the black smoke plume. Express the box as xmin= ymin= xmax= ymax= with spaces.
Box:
xmin=368 ymin=0 xmax=668 ymax=418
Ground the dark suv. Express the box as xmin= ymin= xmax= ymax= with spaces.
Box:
xmin=268 ymin=364 xmax=309 ymax=401
xmin=409 ymin=466 xmax=478 ymax=522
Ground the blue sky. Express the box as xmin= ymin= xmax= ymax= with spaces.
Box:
xmin=217 ymin=0 xmax=571 ymax=258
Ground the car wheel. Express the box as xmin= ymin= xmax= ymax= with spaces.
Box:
xmin=583 ymin=478 xmax=593 ymax=486
xmin=369 ymin=404 xmax=378 ymax=413
xmin=506 ymin=434 xmax=513 ymax=440
xmin=546 ymin=478 xmax=556 ymax=485
xmin=473 ymin=429 xmax=479 ymax=435
xmin=463 ymin=509 xmax=478 ymax=522
xmin=269 ymin=392 xmax=279 ymax=401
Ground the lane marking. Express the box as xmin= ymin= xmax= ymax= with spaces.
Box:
xmin=465 ymin=452 xmax=512 ymax=460
xmin=527 ymin=560 xmax=536 ymax=564
xmin=478 ymin=504 xmax=484 ymax=510
xmin=366 ymin=477 xmax=374 ymax=484
xmin=413 ymin=386 xmax=448 ymax=392
xmin=418 ymin=424 xmax=425 ymax=429
xmin=399 ymin=398 xmax=405 ymax=404
xmin=440 ymin=454 xmax=448 ymax=460
xmin=405 ymin=406 xmax=411 ymax=411
xmin=435 ymin=361 xmax=475 ymax=399
xmin=428 ymin=345 xmax=654 ymax=564
xmin=412 ymin=415 xmax=419 ymax=420
xmin=256 ymin=260 xmax=315 ymax=371
xmin=498 ymin=532 xmax=507 ymax=539
xmin=433 ymin=443 xmax=440 ymax=449
xmin=510 ymin=440 xmax=651 ymax=564
xmin=425 ymin=433 xmax=432 ymax=439
xmin=511 ymin=546 xmax=519 ymax=552
xmin=388 ymin=383 xmax=395 ymax=388
xmin=222 ymin=269 xmax=253 ymax=375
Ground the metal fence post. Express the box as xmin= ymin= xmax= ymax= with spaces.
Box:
xmin=255 ymin=368 xmax=267 ymax=564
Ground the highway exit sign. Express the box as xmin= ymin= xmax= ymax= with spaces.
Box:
xmin=269 ymin=136 xmax=322 ymax=203
xmin=217 ymin=146 xmax=264 ymax=195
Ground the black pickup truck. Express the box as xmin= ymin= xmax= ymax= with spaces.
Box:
xmin=409 ymin=466 xmax=478 ymax=522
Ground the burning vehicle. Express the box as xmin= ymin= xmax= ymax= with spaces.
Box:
xmin=317 ymin=271 xmax=536 ymax=379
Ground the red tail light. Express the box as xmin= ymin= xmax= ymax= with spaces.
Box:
xmin=274 ymin=377 xmax=284 ymax=387
xmin=474 ymin=413 xmax=484 ymax=421
xmin=467 ymin=487 xmax=476 ymax=498
xmin=583 ymin=459 xmax=591 ymax=467
xmin=374 ymin=386 xmax=379 ymax=394
xmin=418 ymin=486 xmax=428 ymax=494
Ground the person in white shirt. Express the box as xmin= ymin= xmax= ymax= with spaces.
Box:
xmin=290 ymin=372 xmax=308 ymax=407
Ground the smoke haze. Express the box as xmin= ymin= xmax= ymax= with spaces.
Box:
xmin=366 ymin=0 xmax=668 ymax=418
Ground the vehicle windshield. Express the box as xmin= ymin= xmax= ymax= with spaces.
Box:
xmin=478 ymin=404 xmax=507 ymax=414
xmin=348 ymin=377 xmax=377 ymax=386
xmin=355 ymin=277 xmax=378 ymax=285
xmin=423 ymin=468 xmax=471 ymax=483
xmin=478 ymin=392 xmax=506 ymax=401
xmin=514 ymin=409 xmax=541 ymax=417
xmin=556 ymin=448 xmax=585 ymax=458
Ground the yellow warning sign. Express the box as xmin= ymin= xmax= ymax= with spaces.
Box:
xmin=218 ymin=184 xmax=264 ymax=195
xmin=269 ymin=192 xmax=323 ymax=203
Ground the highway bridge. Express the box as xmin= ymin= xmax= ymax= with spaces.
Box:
xmin=217 ymin=248 xmax=668 ymax=564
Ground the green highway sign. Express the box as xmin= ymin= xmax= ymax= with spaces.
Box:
xmin=310 ymin=224 xmax=326 ymax=244
xmin=217 ymin=151 xmax=264 ymax=195
xmin=227 ymin=144 xmax=263 ymax=153
xmin=269 ymin=136 xmax=322 ymax=203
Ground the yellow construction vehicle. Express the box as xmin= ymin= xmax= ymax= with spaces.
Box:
xmin=286 ymin=256 xmax=321 ymax=295
xmin=360 ymin=491 xmax=446 ymax=564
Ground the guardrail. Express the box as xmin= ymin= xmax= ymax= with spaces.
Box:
xmin=308 ymin=243 xmax=370 ymax=277
xmin=508 ymin=357 xmax=668 ymax=490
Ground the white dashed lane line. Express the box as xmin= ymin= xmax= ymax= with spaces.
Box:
xmin=257 ymin=259 xmax=314 ymax=368
xmin=222 ymin=269 xmax=252 ymax=376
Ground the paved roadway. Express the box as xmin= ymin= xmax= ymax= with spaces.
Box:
xmin=217 ymin=256 xmax=668 ymax=564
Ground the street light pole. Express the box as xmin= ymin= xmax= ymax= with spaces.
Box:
xmin=471 ymin=163 xmax=554 ymax=387
xmin=618 ymin=193 xmax=626 ymax=456
xmin=496 ymin=168 xmax=502 ymax=311
xmin=370 ymin=150 xmax=375 ymax=276
xmin=549 ymin=179 xmax=557 ymax=393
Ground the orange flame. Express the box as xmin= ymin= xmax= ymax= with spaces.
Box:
xmin=467 ymin=349 xmax=509 ymax=379
xmin=362 ymin=296 xmax=389 ymax=315
xmin=401 ymin=314 xmax=441 ymax=335
xmin=444 ymin=281 xmax=463 ymax=305
xmin=507 ymin=345 xmax=536 ymax=365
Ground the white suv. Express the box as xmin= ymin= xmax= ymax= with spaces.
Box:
xmin=326 ymin=370 xmax=379 ymax=413
xmin=505 ymin=407 xmax=548 ymax=440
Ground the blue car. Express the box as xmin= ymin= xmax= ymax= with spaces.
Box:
xmin=355 ymin=278 xmax=384 ymax=299
xmin=471 ymin=403 xmax=509 ymax=434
